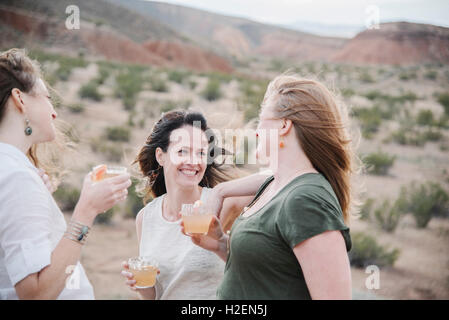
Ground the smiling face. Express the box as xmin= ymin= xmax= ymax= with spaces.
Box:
xmin=22 ymin=78 xmax=58 ymax=143
xmin=156 ymin=124 xmax=209 ymax=189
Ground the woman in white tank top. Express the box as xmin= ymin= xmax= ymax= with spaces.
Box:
xmin=120 ymin=110 xmax=250 ymax=300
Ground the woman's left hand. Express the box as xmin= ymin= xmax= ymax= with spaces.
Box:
xmin=38 ymin=168 xmax=56 ymax=193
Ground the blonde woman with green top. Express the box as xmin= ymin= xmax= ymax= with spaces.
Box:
xmin=181 ymin=74 xmax=359 ymax=300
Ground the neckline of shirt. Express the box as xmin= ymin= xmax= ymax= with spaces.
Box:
xmin=0 ymin=142 xmax=36 ymax=170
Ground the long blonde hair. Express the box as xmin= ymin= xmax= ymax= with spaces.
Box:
xmin=263 ymin=74 xmax=361 ymax=223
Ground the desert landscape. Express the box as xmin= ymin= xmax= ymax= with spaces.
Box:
xmin=1 ymin=0 xmax=448 ymax=300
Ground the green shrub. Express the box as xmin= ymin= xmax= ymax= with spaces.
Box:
xmin=123 ymin=179 xmax=144 ymax=219
xmin=53 ymin=184 xmax=80 ymax=212
xmin=188 ymin=80 xmax=197 ymax=90
xmin=100 ymin=144 xmax=123 ymax=162
xmin=150 ymin=76 xmax=168 ymax=92
xmin=359 ymin=198 xmax=375 ymax=221
xmin=202 ymin=78 xmax=222 ymax=101
xmin=115 ymin=69 xmax=143 ymax=110
xmin=374 ymin=199 xmax=403 ymax=233
xmin=105 ymin=126 xmax=130 ymax=142
xmin=359 ymin=71 xmax=375 ymax=83
xmin=363 ymin=150 xmax=396 ymax=175
xmin=401 ymin=182 xmax=449 ymax=227
xmin=67 ymin=103 xmax=85 ymax=113
xmin=424 ymin=70 xmax=437 ymax=80
xmin=340 ymin=88 xmax=355 ymax=98
xmin=352 ymin=107 xmax=382 ymax=139
xmin=167 ymin=70 xmax=189 ymax=84
xmin=416 ymin=109 xmax=435 ymax=126
xmin=79 ymin=80 xmax=103 ymax=101
xmin=349 ymin=232 xmax=400 ymax=268
xmin=239 ymin=79 xmax=268 ymax=121
xmin=437 ymin=92 xmax=449 ymax=115
xmin=94 ymin=208 xmax=114 ymax=225
xmin=389 ymin=124 xmax=442 ymax=146
xmin=399 ymin=71 xmax=417 ymax=81
xmin=89 ymin=138 xmax=123 ymax=162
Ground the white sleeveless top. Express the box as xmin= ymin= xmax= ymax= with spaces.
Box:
xmin=139 ymin=187 xmax=225 ymax=300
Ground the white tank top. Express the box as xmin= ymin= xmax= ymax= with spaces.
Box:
xmin=139 ymin=187 xmax=225 ymax=300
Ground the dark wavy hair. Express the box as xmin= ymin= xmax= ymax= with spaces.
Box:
xmin=134 ymin=110 xmax=231 ymax=202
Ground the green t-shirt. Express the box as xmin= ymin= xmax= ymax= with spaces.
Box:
xmin=217 ymin=173 xmax=352 ymax=300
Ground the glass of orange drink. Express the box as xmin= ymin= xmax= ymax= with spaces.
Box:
xmin=128 ymin=257 xmax=159 ymax=289
xmin=91 ymin=164 xmax=127 ymax=182
xmin=181 ymin=200 xmax=213 ymax=235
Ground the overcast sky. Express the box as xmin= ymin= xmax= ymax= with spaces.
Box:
xmin=148 ymin=0 xmax=449 ymax=28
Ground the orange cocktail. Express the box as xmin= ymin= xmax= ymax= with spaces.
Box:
xmin=181 ymin=201 xmax=213 ymax=235
xmin=91 ymin=164 xmax=127 ymax=182
xmin=128 ymin=257 xmax=158 ymax=288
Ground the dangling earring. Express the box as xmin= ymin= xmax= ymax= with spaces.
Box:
xmin=24 ymin=119 xmax=33 ymax=136
xmin=279 ymin=139 xmax=285 ymax=148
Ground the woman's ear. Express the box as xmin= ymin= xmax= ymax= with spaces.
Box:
xmin=155 ymin=147 xmax=164 ymax=167
xmin=9 ymin=88 xmax=26 ymax=114
xmin=279 ymin=118 xmax=293 ymax=137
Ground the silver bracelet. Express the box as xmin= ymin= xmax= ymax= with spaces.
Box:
xmin=64 ymin=220 xmax=90 ymax=245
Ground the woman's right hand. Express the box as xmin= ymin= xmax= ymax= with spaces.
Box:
xmin=121 ymin=261 xmax=137 ymax=291
xmin=73 ymin=171 xmax=131 ymax=225
xmin=180 ymin=214 xmax=226 ymax=253
xmin=121 ymin=261 xmax=160 ymax=297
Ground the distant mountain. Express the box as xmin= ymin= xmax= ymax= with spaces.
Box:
xmin=0 ymin=0 xmax=233 ymax=72
xmin=1 ymin=0 xmax=448 ymax=67
xmin=285 ymin=21 xmax=364 ymax=38
xmin=105 ymin=0 xmax=347 ymax=61
xmin=332 ymin=21 xmax=449 ymax=65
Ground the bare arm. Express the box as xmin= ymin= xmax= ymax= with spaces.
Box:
xmin=293 ymin=230 xmax=352 ymax=300
xmin=15 ymin=173 xmax=131 ymax=299
xmin=215 ymin=172 xmax=269 ymax=199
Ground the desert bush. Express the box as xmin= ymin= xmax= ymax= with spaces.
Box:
xmin=340 ymin=88 xmax=355 ymax=98
xmin=167 ymin=70 xmax=189 ymax=84
xmin=123 ymin=179 xmax=144 ymax=219
xmin=400 ymin=182 xmax=449 ymax=228
xmin=352 ymin=107 xmax=382 ymax=139
xmin=105 ymin=126 xmax=130 ymax=142
xmin=90 ymin=138 xmax=123 ymax=162
xmin=115 ymin=69 xmax=143 ymax=110
xmin=374 ymin=199 xmax=404 ymax=233
xmin=239 ymin=79 xmax=268 ymax=121
xmin=94 ymin=208 xmax=115 ymax=225
xmin=389 ymin=124 xmax=442 ymax=146
xmin=359 ymin=71 xmax=375 ymax=83
xmin=399 ymin=71 xmax=417 ymax=81
xmin=359 ymin=198 xmax=375 ymax=221
xmin=349 ymin=232 xmax=400 ymax=268
xmin=424 ymin=70 xmax=437 ymax=80
xmin=416 ymin=109 xmax=435 ymax=126
xmin=437 ymin=92 xmax=449 ymax=115
xmin=188 ymin=80 xmax=197 ymax=90
xmin=150 ymin=76 xmax=168 ymax=92
xmin=53 ymin=184 xmax=80 ymax=212
xmin=363 ymin=150 xmax=396 ymax=176
xmin=202 ymin=78 xmax=222 ymax=101
xmin=67 ymin=103 xmax=85 ymax=114
xmin=79 ymin=80 xmax=103 ymax=101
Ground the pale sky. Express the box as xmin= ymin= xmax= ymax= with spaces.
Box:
xmin=148 ymin=0 xmax=449 ymax=28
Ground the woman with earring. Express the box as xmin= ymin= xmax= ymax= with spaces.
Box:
xmin=0 ymin=48 xmax=132 ymax=299
xmin=183 ymin=74 xmax=359 ymax=300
